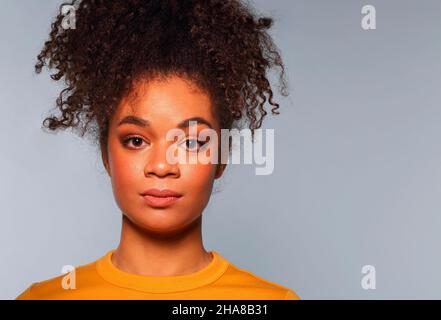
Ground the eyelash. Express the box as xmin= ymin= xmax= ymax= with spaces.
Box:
xmin=121 ymin=136 xmax=208 ymax=151
xmin=121 ymin=136 xmax=147 ymax=148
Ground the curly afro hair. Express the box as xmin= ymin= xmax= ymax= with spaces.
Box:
xmin=36 ymin=0 xmax=288 ymax=153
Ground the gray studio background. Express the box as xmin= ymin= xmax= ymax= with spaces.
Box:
xmin=1 ymin=0 xmax=440 ymax=299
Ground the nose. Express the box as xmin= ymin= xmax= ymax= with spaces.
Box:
xmin=144 ymin=140 xmax=180 ymax=178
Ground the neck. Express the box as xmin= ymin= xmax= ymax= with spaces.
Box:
xmin=111 ymin=214 xmax=212 ymax=277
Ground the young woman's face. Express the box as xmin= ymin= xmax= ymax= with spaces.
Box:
xmin=102 ymin=75 xmax=225 ymax=234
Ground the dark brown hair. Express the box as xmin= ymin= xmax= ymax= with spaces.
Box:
xmin=36 ymin=0 xmax=288 ymax=153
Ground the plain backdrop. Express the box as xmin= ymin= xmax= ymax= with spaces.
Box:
xmin=1 ymin=0 xmax=441 ymax=299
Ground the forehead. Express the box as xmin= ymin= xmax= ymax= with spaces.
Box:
xmin=111 ymin=75 xmax=217 ymax=130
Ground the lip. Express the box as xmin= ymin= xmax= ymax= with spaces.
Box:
xmin=141 ymin=189 xmax=182 ymax=208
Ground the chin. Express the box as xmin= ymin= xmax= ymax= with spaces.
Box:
xmin=126 ymin=210 xmax=200 ymax=235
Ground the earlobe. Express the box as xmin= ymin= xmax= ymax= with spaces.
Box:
xmin=101 ymin=147 xmax=111 ymax=177
xmin=103 ymin=161 xmax=110 ymax=177
xmin=214 ymin=163 xmax=226 ymax=179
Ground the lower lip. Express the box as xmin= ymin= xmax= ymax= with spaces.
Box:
xmin=142 ymin=195 xmax=181 ymax=207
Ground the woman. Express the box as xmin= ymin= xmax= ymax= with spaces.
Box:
xmin=16 ymin=0 xmax=300 ymax=300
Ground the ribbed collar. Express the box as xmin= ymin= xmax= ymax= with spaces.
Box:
xmin=95 ymin=249 xmax=229 ymax=293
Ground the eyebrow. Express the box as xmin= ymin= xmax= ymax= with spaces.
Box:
xmin=117 ymin=115 xmax=214 ymax=129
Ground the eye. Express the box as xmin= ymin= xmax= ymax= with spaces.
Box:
xmin=179 ymin=137 xmax=208 ymax=152
xmin=121 ymin=136 xmax=147 ymax=149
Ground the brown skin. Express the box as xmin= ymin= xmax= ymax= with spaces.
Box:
xmin=101 ymin=74 xmax=226 ymax=276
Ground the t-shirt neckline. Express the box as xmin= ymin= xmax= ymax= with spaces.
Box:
xmin=95 ymin=249 xmax=230 ymax=293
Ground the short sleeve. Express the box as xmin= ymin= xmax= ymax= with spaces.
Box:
xmin=15 ymin=283 xmax=36 ymax=300
xmin=284 ymin=289 xmax=301 ymax=300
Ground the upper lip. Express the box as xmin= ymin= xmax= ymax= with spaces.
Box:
xmin=141 ymin=188 xmax=182 ymax=198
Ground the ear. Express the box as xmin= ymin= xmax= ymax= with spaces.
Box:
xmin=101 ymin=145 xmax=111 ymax=177
xmin=214 ymin=163 xmax=227 ymax=179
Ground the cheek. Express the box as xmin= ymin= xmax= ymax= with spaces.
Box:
xmin=180 ymin=163 xmax=217 ymax=196
xmin=107 ymin=145 xmax=144 ymax=203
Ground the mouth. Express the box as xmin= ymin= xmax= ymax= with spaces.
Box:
xmin=140 ymin=189 xmax=182 ymax=208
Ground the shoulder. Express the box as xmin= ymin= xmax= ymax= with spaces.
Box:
xmin=15 ymin=259 xmax=101 ymax=300
xmin=219 ymin=260 xmax=301 ymax=300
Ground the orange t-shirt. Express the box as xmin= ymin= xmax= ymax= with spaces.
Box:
xmin=16 ymin=249 xmax=300 ymax=300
